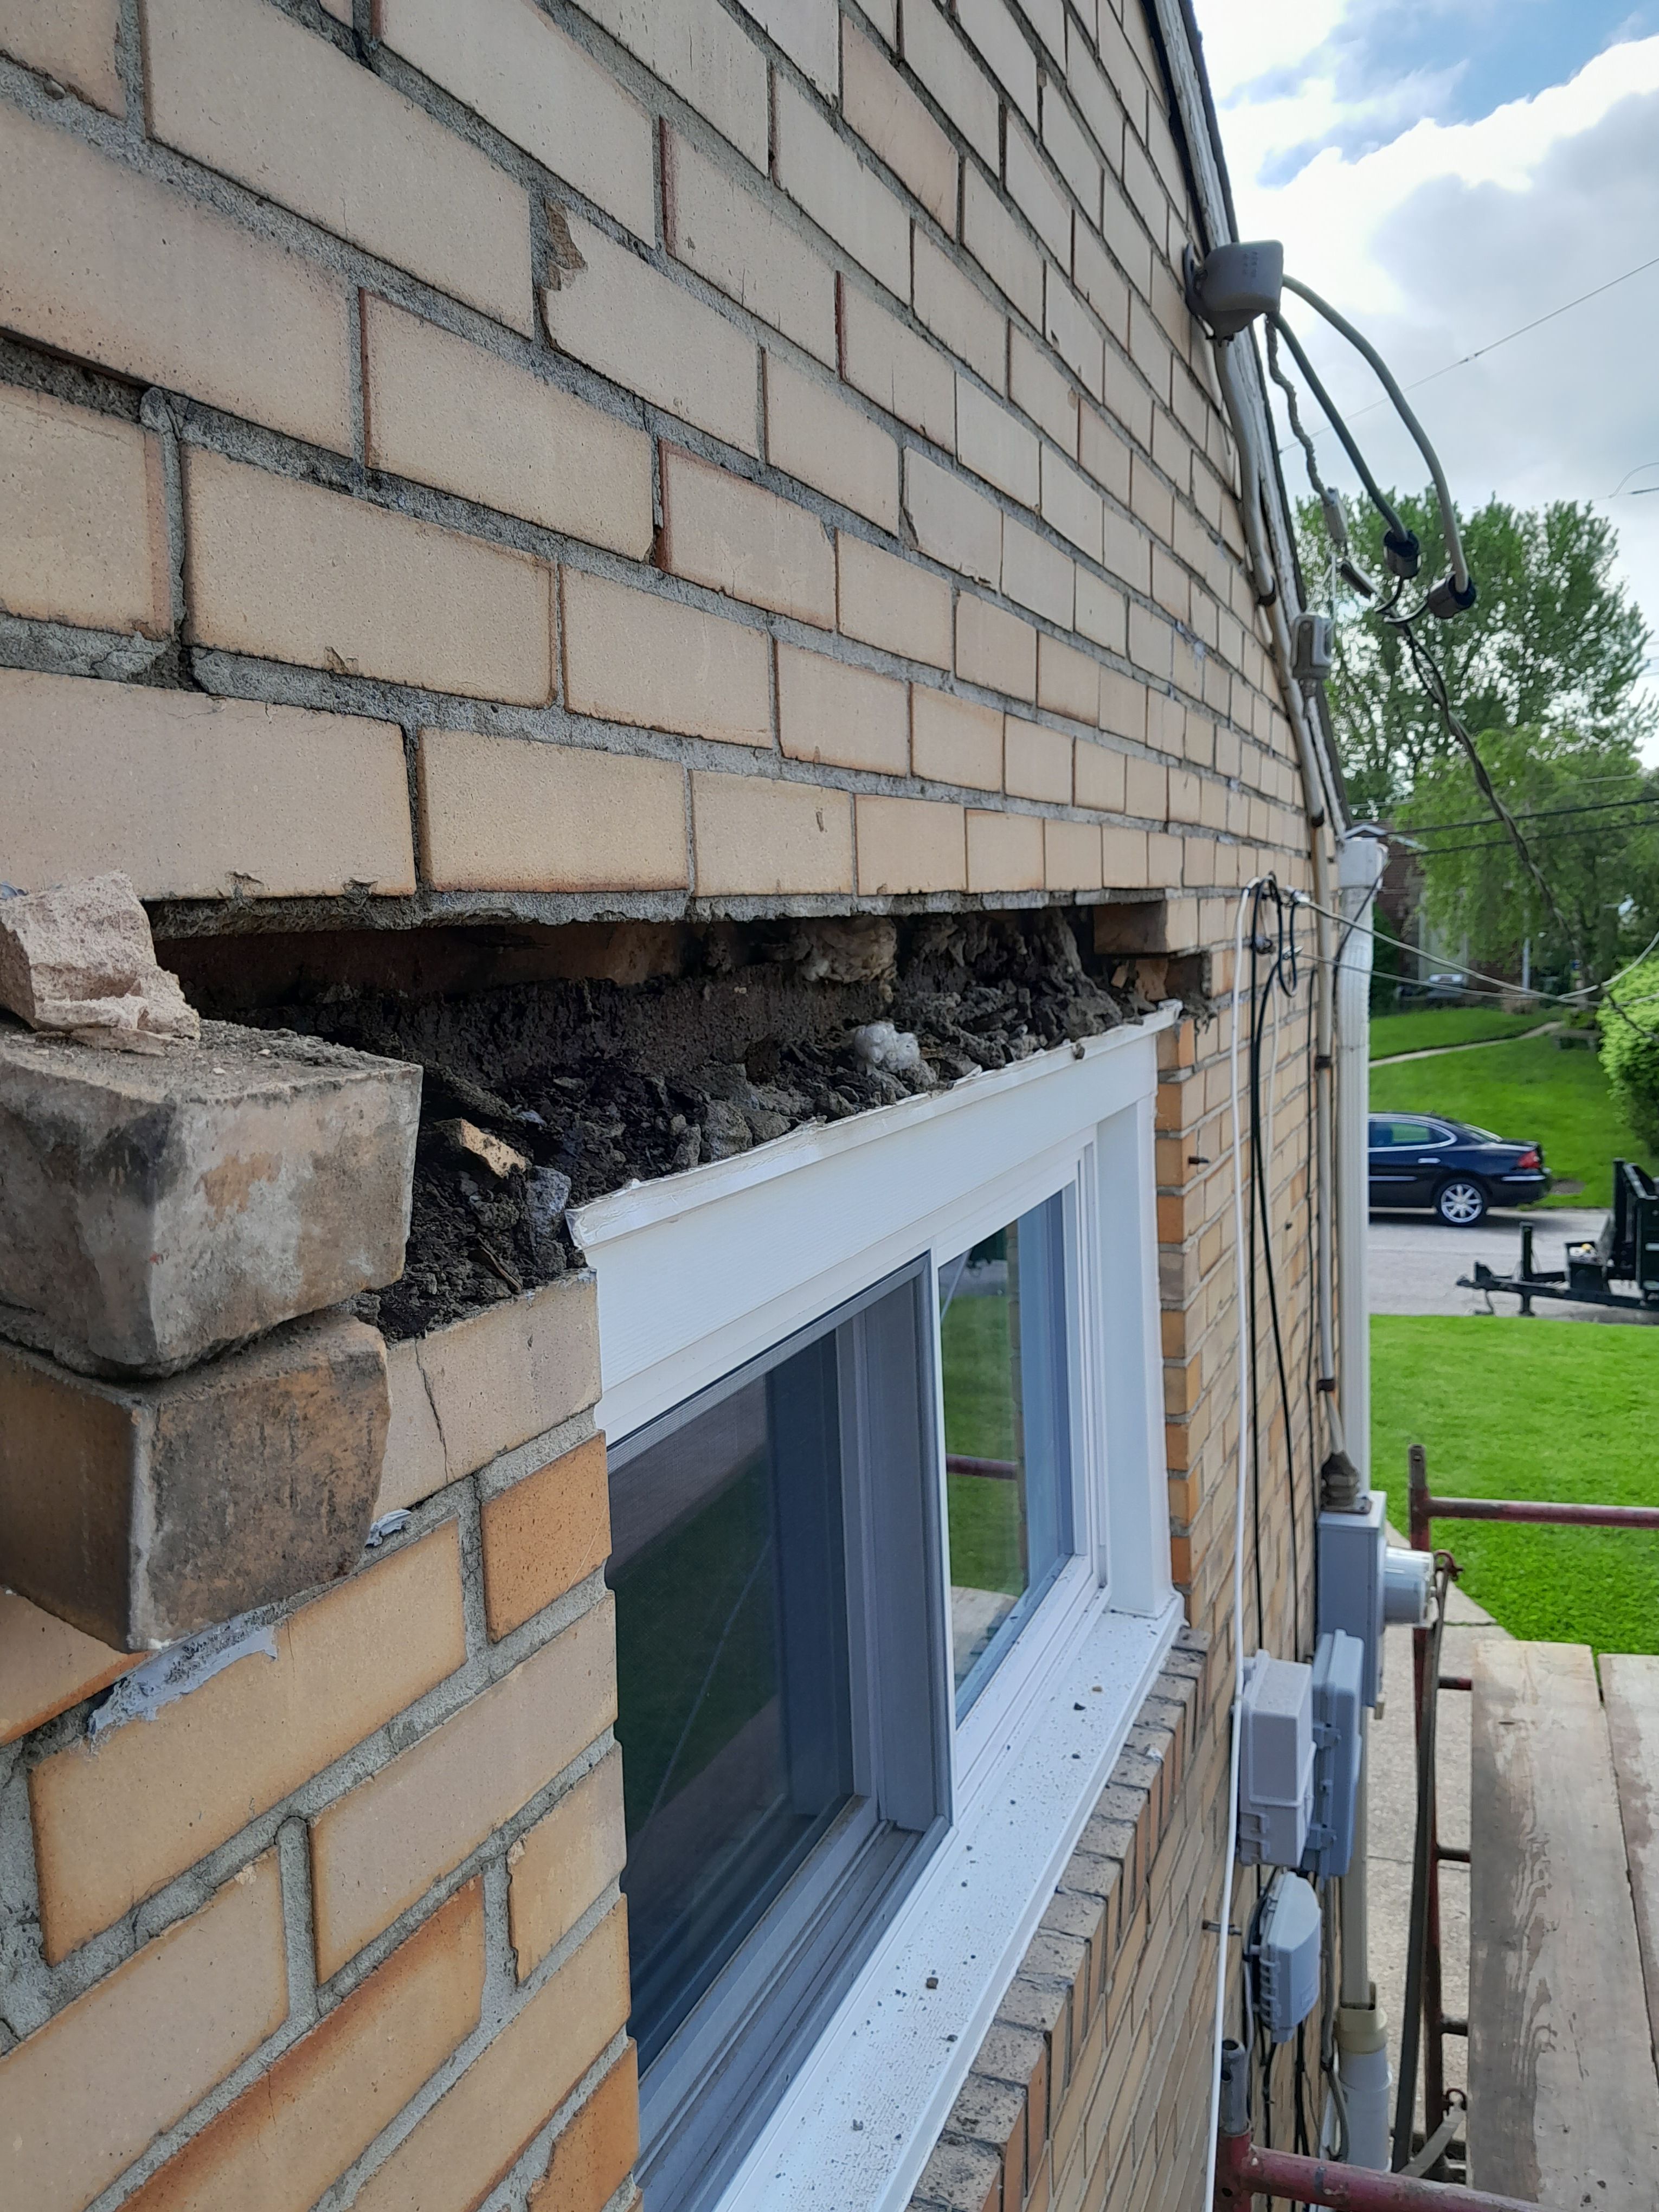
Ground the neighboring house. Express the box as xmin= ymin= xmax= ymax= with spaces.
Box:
xmin=0 ymin=3 xmax=1338 ymax=2211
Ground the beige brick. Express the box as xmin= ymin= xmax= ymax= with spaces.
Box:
xmin=1102 ymin=824 xmax=1151 ymax=886
xmin=1100 ymin=665 xmax=1148 ymax=743
xmin=737 ymin=0 xmax=838 ymax=93
xmin=1001 ymin=514 xmax=1073 ymax=625
xmin=481 ymin=1435 xmax=612 ymax=1641
xmin=1075 ymin=739 xmax=1127 ymax=813
xmin=1038 ymin=632 xmax=1099 ymax=722
xmin=956 ymin=592 xmax=1036 ymax=699
xmin=855 ymin=794 xmax=965 ymax=892
xmin=1075 ymin=568 xmax=1127 ymax=654
xmin=963 ymin=164 xmax=1043 ymax=323
xmin=418 ymin=731 xmax=686 ymax=893
xmin=660 ymin=446 xmax=835 ymax=626
xmin=375 ymin=1340 xmax=448 ymax=1518
xmin=692 ymin=771 xmax=855 ymax=895
xmin=842 ymin=17 xmax=956 ymax=229
xmin=577 ymin=0 xmax=767 ymax=169
xmin=840 ymin=281 xmax=955 ymax=443
xmin=0 ymin=1856 xmax=284 ymax=2212
xmin=775 ymin=78 xmax=909 ymax=297
xmin=904 ymin=448 xmax=1001 ymax=585
xmin=1043 ymin=81 xmax=1101 ymax=221
xmin=352 ymin=1905 xmax=628 ymax=2212
xmin=310 ymin=1599 xmax=615 ymax=1978
xmin=1006 ymin=119 xmax=1070 ymax=263
xmin=1005 ymin=715 xmax=1072 ymax=802
xmin=911 ymin=685 xmax=1003 ymax=790
xmin=779 ymin=642 xmax=909 ymax=773
xmin=29 ymin=1527 xmax=466 ymax=1963
xmin=837 ymin=533 xmax=951 ymax=667
xmin=0 ymin=668 xmax=414 ymax=899
xmin=561 ymin=568 xmax=771 ymax=745
xmin=0 ymin=0 xmax=121 ymax=108
xmin=0 ymin=1592 xmax=129 ymax=1748
xmin=666 ymin=131 xmax=836 ymax=364
xmin=529 ymin=2044 xmax=638 ymax=2212
xmin=125 ymin=1882 xmax=484 ymax=2212
xmin=1125 ymin=753 xmax=1169 ymax=819
xmin=543 ymin=215 xmax=758 ymax=455
xmin=1079 ymin=406 xmax=1132 ymax=505
xmin=1041 ymin=445 xmax=1104 ymax=560
xmin=379 ymin=0 xmax=654 ymax=239
xmin=0 ymin=104 xmax=351 ymax=452
xmin=1046 ymin=816 xmax=1103 ymax=890
xmin=1009 ymin=325 xmax=1078 ymax=450
xmin=967 ymin=807 xmax=1044 ymax=890
xmin=0 ymin=384 xmax=168 ymax=635
xmin=956 ymin=0 xmax=1036 ymax=124
xmin=509 ymin=1748 xmax=626 ymax=1979
xmin=184 ymin=450 xmax=551 ymax=703
xmin=1073 ymin=224 xmax=1130 ymax=345
xmin=143 ymin=0 xmax=532 ymax=333
xmin=913 ymin=232 xmax=1005 ymax=388
xmin=414 ymin=1278 xmax=601 ymax=1484
xmin=765 ymin=353 xmax=899 ymax=530
xmin=1104 ymin=504 xmax=1151 ymax=593
xmin=899 ymin=0 xmax=997 ymax=165
xmin=1045 ymin=266 xmax=1104 ymax=397
xmin=955 ymin=375 xmax=1038 ymax=506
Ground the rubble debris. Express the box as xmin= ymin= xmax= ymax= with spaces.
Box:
xmin=435 ymin=1117 xmax=531 ymax=1180
xmin=852 ymin=1021 xmax=935 ymax=1085
xmin=0 ymin=873 xmax=200 ymax=1050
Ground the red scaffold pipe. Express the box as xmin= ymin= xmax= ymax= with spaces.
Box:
xmin=1215 ymin=2130 xmax=1540 ymax=2212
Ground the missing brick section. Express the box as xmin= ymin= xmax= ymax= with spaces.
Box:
xmin=163 ymin=907 xmax=1205 ymax=1342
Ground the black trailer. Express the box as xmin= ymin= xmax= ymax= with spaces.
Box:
xmin=1461 ymin=1158 xmax=1659 ymax=1314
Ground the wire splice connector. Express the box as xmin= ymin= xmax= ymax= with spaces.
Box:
xmin=1382 ymin=528 xmax=1421 ymax=580
xmin=1426 ymin=571 xmax=1479 ymax=621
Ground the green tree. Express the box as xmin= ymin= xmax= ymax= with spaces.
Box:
xmin=1599 ymin=953 xmax=1659 ymax=1153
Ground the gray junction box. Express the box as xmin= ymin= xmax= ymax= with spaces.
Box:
xmin=1317 ymin=1490 xmax=1387 ymax=1707
xmin=1237 ymin=1652 xmax=1313 ymax=1868
xmin=1302 ymin=1630 xmax=1364 ymax=1879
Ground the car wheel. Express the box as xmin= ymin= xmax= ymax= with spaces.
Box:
xmin=1435 ymin=1177 xmax=1487 ymax=1227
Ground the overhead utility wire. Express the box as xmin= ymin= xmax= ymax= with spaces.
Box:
xmin=1398 ymin=789 xmax=1655 ymax=835
xmin=1403 ymin=809 xmax=1659 ymax=859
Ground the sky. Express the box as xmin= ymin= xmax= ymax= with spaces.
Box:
xmin=1187 ymin=0 xmax=1659 ymax=748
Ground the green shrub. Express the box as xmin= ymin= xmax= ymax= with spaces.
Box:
xmin=1599 ymin=953 xmax=1659 ymax=1153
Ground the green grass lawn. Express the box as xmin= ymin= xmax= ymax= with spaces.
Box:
xmin=1371 ymin=1315 xmax=1659 ymax=1654
xmin=1369 ymin=1006 xmax=1550 ymax=1059
xmin=940 ymin=1291 xmax=1024 ymax=1594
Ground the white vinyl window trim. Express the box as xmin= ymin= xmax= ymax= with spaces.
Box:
xmin=570 ymin=1008 xmax=1185 ymax=2212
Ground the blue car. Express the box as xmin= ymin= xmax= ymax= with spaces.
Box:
xmin=1367 ymin=1114 xmax=1548 ymax=1226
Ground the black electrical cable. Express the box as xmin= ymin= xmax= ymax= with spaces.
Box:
xmin=1245 ymin=891 xmax=1268 ymax=1658
xmin=1268 ymin=312 xmax=1411 ymax=549
xmin=1248 ymin=882 xmax=1303 ymax=1660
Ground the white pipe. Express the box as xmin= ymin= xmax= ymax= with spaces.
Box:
xmin=1336 ymin=835 xmax=1385 ymax=1480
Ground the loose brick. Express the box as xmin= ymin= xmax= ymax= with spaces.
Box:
xmin=0 ymin=1855 xmax=286 ymax=2212
xmin=509 ymin=1748 xmax=626 ymax=1980
xmin=543 ymin=215 xmax=758 ymax=454
xmin=1004 ymin=715 xmax=1072 ymax=802
xmin=955 ymin=0 xmax=1036 ymax=124
xmin=765 ymin=352 xmax=899 ymax=530
xmin=0 ymin=0 xmax=122 ymax=109
xmin=778 ymin=641 xmax=909 ymax=774
xmin=840 ymin=280 xmax=955 ymax=443
xmin=125 ymin=1882 xmax=485 ymax=2212
xmin=914 ymin=232 xmax=1006 ymax=388
xmin=418 ymin=730 xmax=686 ymax=894
xmin=143 ymin=0 xmax=533 ymax=333
xmin=1075 ymin=739 xmax=1127 ymax=813
xmin=29 ymin=1525 xmax=466 ymax=1963
xmin=351 ymin=1905 xmax=628 ymax=2212
xmin=0 ymin=104 xmax=351 ymax=451
xmin=579 ymin=0 xmax=767 ymax=169
xmin=692 ymin=771 xmax=855 ymax=895
xmin=481 ymin=1434 xmax=611 ymax=1639
xmin=1041 ymin=445 xmax=1104 ymax=559
xmin=379 ymin=0 xmax=655 ymax=239
xmin=911 ymin=685 xmax=1003 ymax=790
xmin=968 ymin=807 xmax=1044 ymax=890
xmin=955 ymin=374 xmax=1039 ymax=506
xmin=900 ymin=0 xmax=998 ymax=165
xmin=0 ymin=383 xmax=168 ymax=635
xmin=666 ymin=130 xmax=837 ymax=364
xmin=310 ymin=1598 xmax=615 ymax=1977
xmin=529 ymin=2043 xmax=639 ymax=2212
xmin=0 ymin=1591 xmax=130 ymax=1747
xmin=855 ymin=794 xmax=965 ymax=893
xmin=904 ymin=448 xmax=1001 ymax=584
xmin=841 ymin=17 xmax=956 ymax=229
xmin=660 ymin=446 xmax=835 ymax=626
xmin=184 ymin=450 xmax=551 ymax=704
xmin=1046 ymin=816 xmax=1102 ymax=890
xmin=837 ymin=532 xmax=952 ymax=667
xmin=413 ymin=1277 xmax=601 ymax=1484
xmin=1038 ymin=632 xmax=1099 ymax=722
xmin=375 ymin=1340 xmax=448 ymax=1516
xmin=775 ymin=78 xmax=909 ymax=297
xmin=1001 ymin=515 xmax=1074 ymax=626
xmin=362 ymin=297 xmax=652 ymax=558
xmin=0 ymin=669 xmax=414 ymax=899
xmin=956 ymin=592 xmax=1036 ymax=699
xmin=561 ymin=568 xmax=771 ymax=746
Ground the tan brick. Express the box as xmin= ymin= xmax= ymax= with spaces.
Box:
xmin=1124 ymin=753 xmax=1168 ymax=820
xmin=184 ymin=450 xmax=551 ymax=704
xmin=310 ymin=1598 xmax=615 ymax=1977
xmin=1104 ymin=505 xmax=1151 ymax=593
xmin=379 ymin=0 xmax=654 ymax=238
xmin=962 ymin=163 xmax=1042 ymax=323
xmin=955 ymin=375 xmax=1039 ymax=505
xmin=126 ymin=1882 xmax=484 ymax=2212
xmin=1005 ymin=716 xmax=1072 ymax=803
xmin=1045 ymin=817 xmax=1102 ymax=891
xmin=692 ymin=771 xmax=855 ymax=895
xmin=0 ymin=383 xmax=168 ymax=635
xmin=0 ymin=1592 xmax=129 ymax=1748
xmin=1045 ymin=267 xmax=1104 ymax=398
xmin=779 ymin=642 xmax=909 ymax=774
xmin=968 ymin=808 xmax=1044 ymax=891
xmin=1076 ymin=569 xmax=1127 ymax=655
xmin=543 ymin=215 xmax=758 ymax=455
xmin=362 ymin=296 xmax=652 ymax=558
xmin=418 ymin=731 xmax=686 ymax=893
xmin=841 ymin=17 xmax=956 ymax=229
xmin=1010 ymin=325 xmax=1078 ymax=449
xmin=1073 ymin=223 xmax=1129 ymax=344
xmin=0 ymin=0 xmax=121 ymax=108
xmin=1075 ymin=739 xmax=1127 ymax=813
xmin=837 ymin=532 xmax=951 ymax=667
xmin=1043 ymin=81 xmax=1102 ymax=221
xmin=1079 ymin=404 xmax=1132 ymax=503
xmin=766 ymin=352 xmax=898 ymax=529
xmin=738 ymin=0 xmax=838 ymax=92
xmin=956 ymin=593 xmax=1036 ymax=699
xmin=666 ymin=131 xmax=836 ymax=364
xmin=29 ymin=1527 xmax=465 ymax=1963
xmin=0 ymin=104 xmax=351 ymax=452
xmin=1102 ymin=824 xmax=1151 ymax=888
xmin=956 ymin=0 xmax=1036 ymax=124
xmin=913 ymin=232 xmax=1006 ymax=388
xmin=660 ymin=446 xmax=835 ymax=626
xmin=1006 ymin=119 xmax=1070 ymax=264
xmin=0 ymin=667 xmax=414 ymax=899
xmin=1041 ymin=445 xmax=1104 ymax=560
xmin=352 ymin=1905 xmax=628 ymax=2212
xmin=904 ymin=448 xmax=1001 ymax=584
xmin=562 ymin=567 xmax=771 ymax=745
xmin=481 ymin=1435 xmax=612 ymax=1640
xmin=911 ymin=685 xmax=1003 ymax=790
xmin=529 ymin=2043 xmax=639 ymax=2212
xmin=840 ymin=280 xmax=955 ymax=443
xmin=855 ymin=794 xmax=965 ymax=893
xmin=375 ymin=1340 xmax=448 ymax=1518
xmin=509 ymin=1748 xmax=626 ymax=1980
xmin=1100 ymin=665 xmax=1148 ymax=743
xmin=775 ymin=78 xmax=909 ymax=297
xmin=578 ymin=0 xmax=767 ymax=169
xmin=1001 ymin=514 xmax=1074 ymax=626
xmin=1038 ymin=632 xmax=1100 ymax=722
xmin=414 ymin=1278 xmax=601 ymax=1484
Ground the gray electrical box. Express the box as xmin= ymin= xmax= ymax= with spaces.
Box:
xmin=1302 ymin=1630 xmax=1364 ymax=1880
xmin=1317 ymin=1490 xmax=1387 ymax=1707
xmin=1292 ymin=611 xmax=1333 ymax=683
xmin=1188 ymin=240 xmax=1284 ymax=338
xmin=1237 ymin=1652 xmax=1313 ymax=1867
xmin=1251 ymin=1872 xmax=1322 ymax=2043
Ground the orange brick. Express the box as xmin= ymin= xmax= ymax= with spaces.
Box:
xmin=143 ymin=0 xmax=532 ymax=333
xmin=0 ymin=1854 xmax=285 ymax=2212
xmin=0 ymin=103 xmax=351 ymax=452
xmin=309 ymin=1598 xmax=616 ymax=1977
xmin=0 ymin=384 xmax=166 ymax=633
xmin=840 ymin=281 xmax=955 ymax=442
xmin=841 ymin=17 xmax=956 ymax=229
xmin=778 ymin=641 xmax=909 ymax=774
xmin=126 ymin=1882 xmax=485 ymax=2212
xmin=904 ymin=448 xmax=1002 ymax=585
xmin=29 ymin=1527 xmax=466 ymax=1963
xmin=1005 ymin=716 xmax=1073 ymax=803
xmin=911 ymin=686 xmax=1004 ymax=791
xmin=956 ymin=594 xmax=1036 ymax=700
xmin=481 ymin=1435 xmax=612 ymax=1639
xmin=856 ymin=794 xmax=966 ymax=893
xmin=0 ymin=1591 xmax=130 ymax=1747
xmin=967 ymin=809 xmax=1044 ymax=891
xmin=766 ymin=352 xmax=899 ymax=530
xmin=665 ymin=131 xmax=836 ymax=364
xmin=509 ymin=1748 xmax=626 ymax=1980
xmin=529 ymin=2043 xmax=639 ymax=2212
xmin=412 ymin=1279 xmax=601 ymax=1485
xmin=0 ymin=0 xmax=122 ymax=109
xmin=562 ymin=568 xmax=771 ymax=745
xmin=837 ymin=533 xmax=952 ymax=669
xmin=418 ymin=730 xmax=686 ymax=894
xmin=184 ymin=450 xmax=551 ymax=704
xmin=660 ymin=446 xmax=835 ymax=627
xmin=775 ymin=76 xmax=909 ymax=297
xmin=692 ymin=771 xmax=856 ymax=896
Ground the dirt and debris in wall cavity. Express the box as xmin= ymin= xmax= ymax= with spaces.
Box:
xmin=166 ymin=909 xmax=1204 ymax=1342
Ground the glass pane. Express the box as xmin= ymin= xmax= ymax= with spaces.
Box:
xmin=938 ymin=1192 xmax=1073 ymax=1708
xmin=609 ymin=1334 xmax=854 ymax=2069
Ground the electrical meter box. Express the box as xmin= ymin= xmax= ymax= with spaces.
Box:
xmin=1302 ymin=1630 xmax=1364 ymax=1879
xmin=1251 ymin=1872 xmax=1322 ymax=2043
xmin=1237 ymin=1653 xmax=1313 ymax=1867
xmin=1317 ymin=1490 xmax=1387 ymax=1707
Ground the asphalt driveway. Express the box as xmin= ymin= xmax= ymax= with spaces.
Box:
xmin=1368 ymin=1205 xmax=1658 ymax=1321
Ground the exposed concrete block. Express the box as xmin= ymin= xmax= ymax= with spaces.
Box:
xmin=0 ymin=1019 xmax=419 ymax=1377
xmin=0 ymin=1310 xmax=389 ymax=1650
